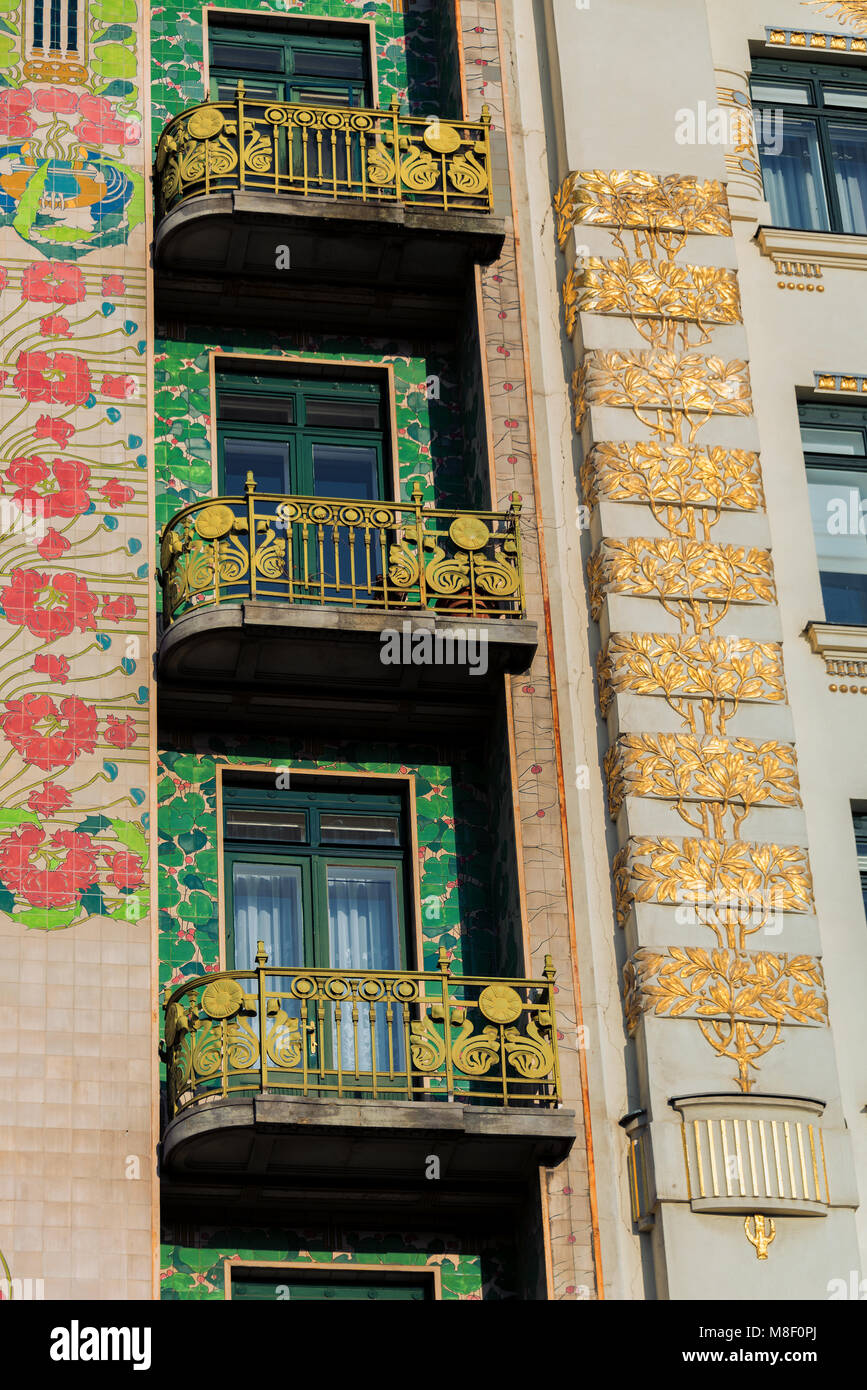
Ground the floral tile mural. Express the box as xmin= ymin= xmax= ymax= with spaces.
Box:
xmin=161 ymin=1228 xmax=516 ymax=1300
xmin=158 ymin=739 xmax=498 ymax=995
xmin=0 ymin=4 xmax=151 ymax=937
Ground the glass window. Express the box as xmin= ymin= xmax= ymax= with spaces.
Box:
xmin=215 ymin=372 xmax=386 ymax=500
xmin=801 ymin=404 xmax=867 ymax=625
xmin=231 ymin=1272 xmax=431 ymax=1300
xmin=209 ymin=25 xmax=370 ymax=107
xmin=752 ymin=59 xmax=867 ymax=235
xmin=853 ymin=811 xmax=867 ymax=919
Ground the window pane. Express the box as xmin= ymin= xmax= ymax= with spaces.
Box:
xmin=320 ymin=813 xmax=400 ymax=845
xmin=807 ymin=465 xmax=867 ymax=622
xmin=290 ymin=83 xmax=354 ymax=107
xmin=219 ymin=391 xmax=295 ymax=426
xmin=214 ymin=77 xmax=283 ymax=101
xmin=759 ymin=115 xmax=830 ymax=230
xmin=223 ymin=438 xmax=289 ymax=494
xmin=750 ymin=80 xmax=811 ymax=105
xmin=312 ymin=443 xmax=379 ymax=499
xmin=327 ymin=865 xmax=403 ymax=1072
xmin=226 ymin=808 xmax=306 ymax=842
xmin=829 ymin=122 xmax=867 ymax=234
xmin=232 ymin=862 xmax=304 ymax=969
xmin=824 ymin=86 xmax=867 ymax=110
xmin=293 ymin=49 xmax=365 ymax=80
xmin=305 ymin=397 xmax=380 ymax=430
xmin=801 ymin=424 xmax=866 ymax=456
xmin=212 ymin=41 xmax=283 ymax=72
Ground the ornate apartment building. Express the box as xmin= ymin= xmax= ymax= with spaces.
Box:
xmin=0 ymin=0 xmax=864 ymax=1304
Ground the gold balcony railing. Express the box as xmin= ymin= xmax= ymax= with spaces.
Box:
xmin=158 ymin=479 xmax=525 ymax=624
xmin=162 ymin=945 xmax=562 ymax=1117
xmin=155 ymin=90 xmax=494 ymax=218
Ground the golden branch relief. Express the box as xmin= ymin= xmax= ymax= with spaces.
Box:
xmin=803 ymin=1 xmax=867 ymax=30
xmin=587 ymin=538 xmax=775 ymax=627
xmin=598 ymin=633 xmax=785 ymax=726
xmin=623 ymin=946 xmax=828 ymax=1090
xmin=581 ymin=441 xmax=763 ymax=515
xmin=613 ymin=837 xmax=814 ymax=929
xmin=604 ymin=734 xmax=801 ymax=837
xmin=564 ymin=258 xmax=742 ymax=338
xmin=554 ymin=170 xmax=732 ymax=249
xmin=573 ymin=350 xmax=752 ymax=434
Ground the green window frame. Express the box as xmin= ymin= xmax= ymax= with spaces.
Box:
xmin=222 ymin=783 xmax=411 ymax=973
xmin=230 ymin=1269 xmax=433 ymax=1301
xmin=800 ymin=400 xmax=867 ymax=626
xmin=751 ymin=57 xmax=867 ymax=234
xmin=208 ymin=24 xmax=371 ymax=107
xmin=216 ymin=371 xmax=388 ymax=501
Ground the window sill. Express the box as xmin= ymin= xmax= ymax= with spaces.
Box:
xmin=756 ymin=225 xmax=867 ymax=271
xmin=804 ymin=620 xmax=867 ymax=690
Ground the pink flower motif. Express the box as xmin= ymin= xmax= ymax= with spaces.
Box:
xmin=34 ymin=89 xmax=78 ymax=114
xmin=33 ymin=653 xmax=70 ymax=685
xmin=21 ymin=263 xmax=86 ymax=306
xmin=39 ymin=314 xmax=72 ymax=338
xmin=104 ymin=715 xmax=137 ymax=749
xmin=76 ymin=95 xmax=140 ymax=147
xmin=102 ymin=594 xmax=136 ymax=623
xmin=27 ymin=779 xmax=72 ymax=815
xmin=6 ymin=455 xmax=91 ymax=519
xmin=99 ymin=479 xmax=135 ymax=509
xmin=101 ymin=373 xmax=137 ymax=400
xmin=101 ymin=275 xmax=126 ymax=296
xmin=177 ymin=924 xmax=195 ymax=942
xmin=0 ymin=89 xmax=35 ymax=141
xmin=34 ymin=415 xmax=76 ymax=449
xmin=14 ymin=350 xmax=92 ymax=407
xmin=36 ymin=529 xmax=71 ymax=561
xmin=0 ymin=269 xmax=7 ymax=293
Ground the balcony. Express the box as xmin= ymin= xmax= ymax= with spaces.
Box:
xmin=153 ymin=92 xmax=505 ymax=333
xmin=156 ymin=481 xmax=538 ymax=718
xmin=160 ymin=946 xmax=575 ymax=1188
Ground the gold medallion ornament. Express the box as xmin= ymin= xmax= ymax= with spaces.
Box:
xmin=195 ymin=505 xmax=235 ymax=540
xmin=187 ymin=106 xmax=225 ymax=141
xmin=478 ymin=983 xmax=524 ymax=1024
xmin=423 ymin=121 xmax=462 ymax=153
xmin=201 ymin=978 xmax=245 ymax=1020
xmin=449 ymin=514 xmax=490 ymax=551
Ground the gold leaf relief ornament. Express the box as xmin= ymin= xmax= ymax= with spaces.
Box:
xmin=804 ymin=1 xmax=867 ymax=30
xmin=409 ymin=1016 xmax=446 ymax=1072
xmin=568 ymin=258 xmax=742 ymax=339
xmin=622 ymin=945 xmax=828 ymax=1090
xmin=587 ymin=537 xmax=775 ymax=627
xmin=574 ymin=350 xmax=752 ymax=432
xmin=580 ymin=441 xmax=764 ymax=516
xmin=554 ymin=169 xmax=732 ymax=249
xmin=503 ymin=1018 xmax=555 ymax=1079
xmin=604 ymin=733 xmax=801 ymax=838
xmin=597 ymin=632 xmax=785 ymax=734
xmin=447 ymin=149 xmax=488 ymax=196
xmin=613 ymin=836 xmax=814 ymax=933
xmin=400 ymin=144 xmax=439 ymax=192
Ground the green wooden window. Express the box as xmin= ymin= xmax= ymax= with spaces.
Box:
xmin=216 ymin=371 xmax=386 ymax=501
xmin=751 ymin=58 xmax=867 ymax=234
xmin=800 ymin=401 xmax=867 ymax=625
xmin=209 ymin=25 xmax=371 ymax=107
xmin=231 ymin=1272 xmax=431 ymax=1301
xmin=223 ymin=783 xmax=410 ymax=973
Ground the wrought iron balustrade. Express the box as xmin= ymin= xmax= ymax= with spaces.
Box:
xmin=158 ymin=479 xmax=525 ymax=624
xmin=155 ymin=91 xmax=494 ymax=217
xmin=162 ymin=945 xmax=562 ymax=1116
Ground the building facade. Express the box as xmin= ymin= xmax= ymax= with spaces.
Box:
xmin=0 ymin=0 xmax=864 ymax=1304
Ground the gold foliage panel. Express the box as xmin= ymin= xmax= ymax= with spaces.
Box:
xmin=587 ymin=537 xmax=775 ymax=621
xmin=613 ymin=837 xmax=814 ymax=928
xmin=604 ymin=733 xmax=801 ymax=836
xmin=554 ymin=170 xmax=732 ymax=248
xmin=580 ymin=441 xmax=763 ymax=514
xmin=598 ymin=632 xmax=786 ymax=715
xmin=564 ymin=258 xmax=742 ymax=336
xmin=574 ymin=350 xmax=752 ymax=431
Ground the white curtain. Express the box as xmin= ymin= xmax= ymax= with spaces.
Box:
xmin=327 ymin=865 xmax=402 ymax=1074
